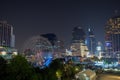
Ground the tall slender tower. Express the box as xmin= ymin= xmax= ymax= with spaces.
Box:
xmin=86 ymin=28 xmax=96 ymax=55
xmin=0 ymin=21 xmax=15 ymax=47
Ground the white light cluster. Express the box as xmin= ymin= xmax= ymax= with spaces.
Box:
xmin=1 ymin=51 xmax=7 ymax=56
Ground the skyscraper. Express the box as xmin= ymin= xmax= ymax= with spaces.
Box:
xmin=0 ymin=21 xmax=15 ymax=47
xmin=105 ymin=15 xmax=120 ymax=56
xmin=71 ymin=26 xmax=88 ymax=57
xmin=72 ymin=26 xmax=86 ymax=43
xmin=86 ymin=28 xmax=96 ymax=55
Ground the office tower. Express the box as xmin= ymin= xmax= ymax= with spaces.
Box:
xmin=72 ymin=26 xmax=86 ymax=43
xmin=71 ymin=26 xmax=88 ymax=57
xmin=105 ymin=15 xmax=120 ymax=56
xmin=86 ymin=28 xmax=96 ymax=55
xmin=0 ymin=21 xmax=15 ymax=47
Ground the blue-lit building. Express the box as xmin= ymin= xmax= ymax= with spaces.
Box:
xmin=86 ymin=28 xmax=96 ymax=55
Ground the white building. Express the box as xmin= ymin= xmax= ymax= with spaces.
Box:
xmin=70 ymin=41 xmax=88 ymax=57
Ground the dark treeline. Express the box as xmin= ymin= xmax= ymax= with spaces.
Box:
xmin=0 ymin=55 xmax=83 ymax=80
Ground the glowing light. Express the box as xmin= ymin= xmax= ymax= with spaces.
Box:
xmin=1 ymin=51 xmax=7 ymax=56
xmin=105 ymin=42 xmax=111 ymax=47
xmin=85 ymin=40 xmax=87 ymax=44
xmin=43 ymin=58 xmax=52 ymax=66
xmin=56 ymin=70 xmax=62 ymax=78
xmin=13 ymin=52 xmax=18 ymax=55
xmin=66 ymin=49 xmax=72 ymax=56
xmin=97 ymin=46 xmax=101 ymax=51
xmin=88 ymin=28 xmax=91 ymax=32
xmin=75 ymin=67 xmax=79 ymax=71
xmin=98 ymin=52 xmax=102 ymax=59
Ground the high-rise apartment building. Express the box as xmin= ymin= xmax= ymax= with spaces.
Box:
xmin=105 ymin=15 xmax=120 ymax=55
xmin=0 ymin=21 xmax=15 ymax=47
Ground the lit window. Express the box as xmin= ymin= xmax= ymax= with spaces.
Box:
xmin=118 ymin=24 xmax=120 ymax=28
xmin=112 ymin=26 xmax=114 ymax=28
xmin=117 ymin=18 xmax=120 ymax=22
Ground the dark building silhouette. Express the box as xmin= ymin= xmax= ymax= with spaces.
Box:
xmin=0 ymin=21 xmax=15 ymax=47
xmin=72 ymin=26 xmax=86 ymax=43
xmin=41 ymin=33 xmax=58 ymax=46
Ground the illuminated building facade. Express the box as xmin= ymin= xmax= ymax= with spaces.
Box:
xmin=0 ymin=21 xmax=17 ymax=60
xmin=0 ymin=21 xmax=15 ymax=47
xmin=0 ymin=46 xmax=18 ymax=59
xmin=105 ymin=15 xmax=120 ymax=56
xmin=71 ymin=42 xmax=88 ymax=57
xmin=71 ymin=26 xmax=88 ymax=57
xmin=86 ymin=28 xmax=96 ymax=55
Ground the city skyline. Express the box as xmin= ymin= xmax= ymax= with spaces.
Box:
xmin=0 ymin=0 xmax=120 ymax=49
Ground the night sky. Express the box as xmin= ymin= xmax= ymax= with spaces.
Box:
xmin=0 ymin=0 xmax=120 ymax=50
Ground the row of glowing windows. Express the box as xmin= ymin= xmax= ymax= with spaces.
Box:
xmin=109 ymin=18 xmax=120 ymax=22
xmin=111 ymin=24 xmax=120 ymax=28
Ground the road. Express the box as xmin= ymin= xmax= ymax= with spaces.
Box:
xmin=97 ymin=74 xmax=120 ymax=80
